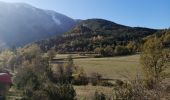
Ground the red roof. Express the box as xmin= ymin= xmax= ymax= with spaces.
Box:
xmin=0 ymin=73 xmax=12 ymax=84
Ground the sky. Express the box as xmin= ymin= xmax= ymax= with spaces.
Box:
xmin=0 ymin=0 xmax=170 ymax=29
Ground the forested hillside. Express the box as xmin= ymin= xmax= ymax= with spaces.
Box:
xmin=35 ymin=19 xmax=159 ymax=56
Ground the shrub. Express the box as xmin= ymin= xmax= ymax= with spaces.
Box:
xmin=93 ymin=91 xmax=106 ymax=100
xmin=90 ymin=73 xmax=102 ymax=86
xmin=115 ymin=79 xmax=124 ymax=86
xmin=72 ymin=66 xmax=89 ymax=85
xmin=165 ymin=85 xmax=170 ymax=93
xmin=104 ymin=46 xmax=114 ymax=57
xmin=126 ymin=41 xmax=138 ymax=53
xmin=113 ymin=74 xmax=168 ymax=100
xmin=47 ymin=48 xmax=56 ymax=60
xmin=114 ymin=45 xmax=129 ymax=56
xmin=31 ymin=90 xmax=48 ymax=100
xmin=45 ymin=84 xmax=76 ymax=100
xmin=94 ymin=47 xmax=103 ymax=55
xmin=113 ymin=79 xmax=148 ymax=100
xmin=50 ymin=56 xmax=75 ymax=84
xmin=98 ymin=81 xmax=114 ymax=87
xmin=73 ymin=74 xmax=89 ymax=85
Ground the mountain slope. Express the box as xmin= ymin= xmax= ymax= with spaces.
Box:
xmin=0 ymin=2 xmax=77 ymax=48
xmin=65 ymin=19 xmax=157 ymax=36
xmin=35 ymin=19 xmax=159 ymax=52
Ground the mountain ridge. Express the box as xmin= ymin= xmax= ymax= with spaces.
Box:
xmin=0 ymin=1 xmax=77 ymax=48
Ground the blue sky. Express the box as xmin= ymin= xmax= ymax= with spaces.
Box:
xmin=1 ymin=0 xmax=170 ymax=29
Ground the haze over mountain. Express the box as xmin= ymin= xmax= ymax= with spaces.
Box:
xmin=0 ymin=1 xmax=77 ymax=48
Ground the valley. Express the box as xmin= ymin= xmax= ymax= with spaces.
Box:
xmin=0 ymin=1 xmax=169 ymax=100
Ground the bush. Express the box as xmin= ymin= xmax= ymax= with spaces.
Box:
xmin=165 ymin=85 xmax=170 ymax=93
xmin=90 ymin=73 xmax=102 ymax=86
xmin=113 ymin=75 xmax=168 ymax=100
xmin=22 ymin=83 xmax=76 ymax=100
xmin=50 ymin=56 xmax=75 ymax=84
xmin=72 ymin=66 xmax=89 ymax=85
xmin=73 ymin=75 xmax=89 ymax=85
xmin=127 ymin=41 xmax=138 ymax=53
xmin=103 ymin=46 xmax=114 ymax=57
xmin=115 ymin=79 xmax=124 ymax=86
xmin=31 ymin=90 xmax=48 ymax=100
xmin=93 ymin=91 xmax=106 ymax=100
xmin=45 ymin=84 xmax=76 ymax=100
xmin=114 ymin=45 xmax=129 ymax=56
xmin=98 ymin=81 xmax=114 ymax=87
xmin=94 ymin=47 xmax=103 ymax=55
xmin=90 ymin=73 xmax=113 ymax=87
xmin=113 ymin=79 xmax=149 ymax=100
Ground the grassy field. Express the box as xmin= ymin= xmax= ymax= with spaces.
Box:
xmin=55 ymin=54 xmax=141 ymax=79
xmin=54 ymin=54 xmax=170 ymax=99
xmin=74 ymin=55 xmax=141 ymax=79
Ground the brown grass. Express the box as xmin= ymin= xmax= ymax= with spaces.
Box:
xmin=74 ymin=85 xmax=113 ymax=100
xmin=74 ymin=55 xmax=141 ymax=79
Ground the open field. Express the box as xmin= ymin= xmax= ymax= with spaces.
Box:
xmin=74 ymin=55 xmax=141 ymax=79
xmin=55 ymin=54 xmax=170 ymax=79
xmin=54 ymin=54 xmax=170 ymax=99
xmin=54 ymin=54 xmax=89 ymax=60
xmin=53 ymin=54 xmax=170 ymax=78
